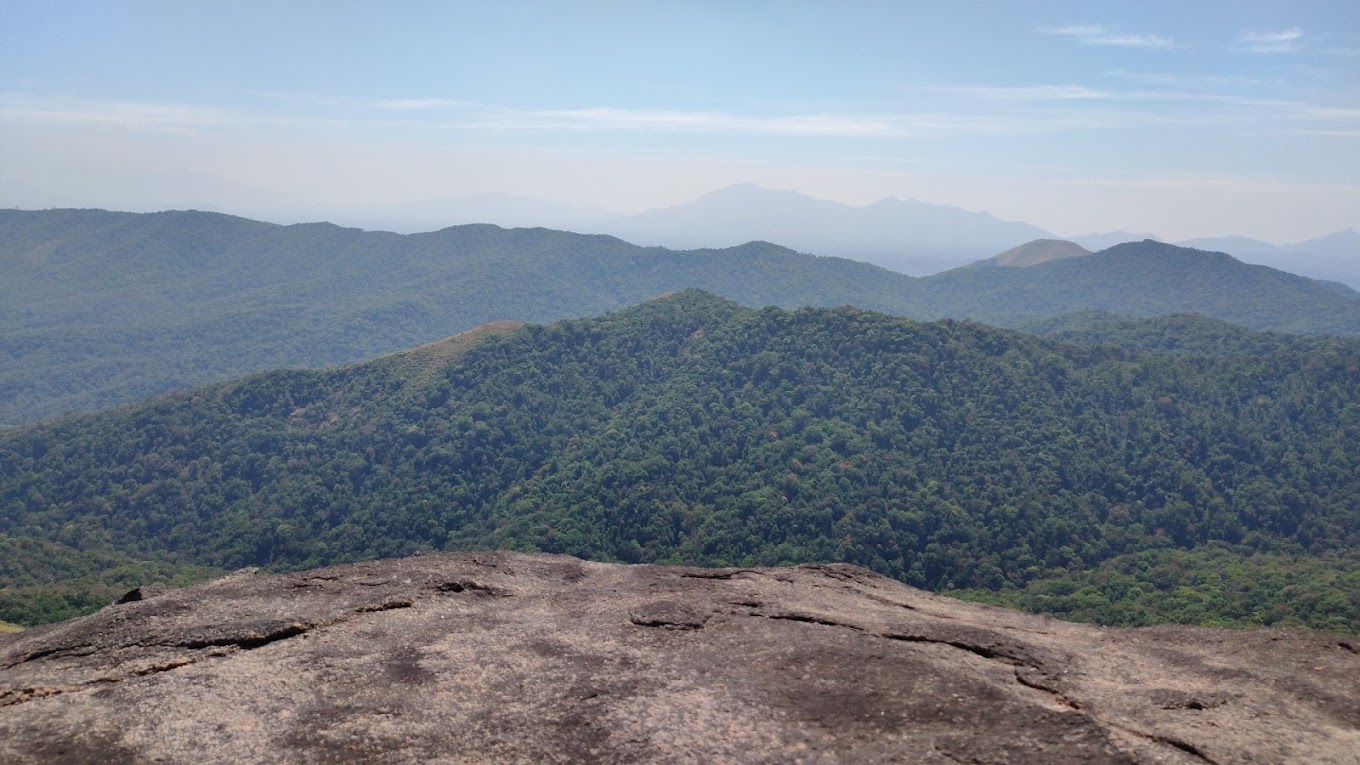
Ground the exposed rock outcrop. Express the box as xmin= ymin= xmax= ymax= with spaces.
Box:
xmin=1 ymin=552 xmax=1356 ymax=764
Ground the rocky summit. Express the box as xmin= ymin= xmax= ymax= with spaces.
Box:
xmin=1 ymin=553 xmax=1357 ymax=764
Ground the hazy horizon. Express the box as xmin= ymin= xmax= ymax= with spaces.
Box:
xmin=3 ymin=1 xmax=1358 ymax=243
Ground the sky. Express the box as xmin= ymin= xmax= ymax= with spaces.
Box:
xmin=2 ymin=0 xmax=1358 ymax=242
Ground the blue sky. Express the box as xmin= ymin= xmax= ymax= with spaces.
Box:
xmin=2 ymin=0 xmax=1357 ymax=241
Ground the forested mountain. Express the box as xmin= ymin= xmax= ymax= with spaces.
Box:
xmin=1019 ymin=311 xmax=1360 ymax=357
xmin=0 ymin=208 xmax=912 ymax=425
xmin=3 ymin=292 xmax=1357 ymax=633
xmin=1179 ymin=229 xmax=1360 ymax=288
xmin=1069 ymin=230 xmax=1360 ymax=289
xmin=5 ymin=209 xmax=1360 ymax=426
xmin=919 ymin=240 xmax=1360 ymax=333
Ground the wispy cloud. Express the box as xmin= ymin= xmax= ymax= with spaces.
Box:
xmin=1239 ymin=28 xmax=1303 ymax=54
xmin=915 ymin=84 xmax=1271 ymax=106
xmin=1283 ymin=129 xmax=1360 ymax=138
xmin=464 ymin=106 xmax=1089 ymax=138
xmin=1304 ymin=106 xmax=1360 ymax=121
xmin=496 ymin=107 xmax=906 ymax=137
xmin=915 ymin=84 xmax=1115 ymax=101
xmin=369 ymin=98 xmax=476 ymax=111
xmin=0 ymin=100 xmax=239 ymax=132
xmin=7 ymin=91 xmax=1355 ymax=145
xmin=1102 ymin=70 xmax=1281 ymax=89
xmin=0 ymin=91 xmax=1131 ymax=140
xmin=1041 ymin=24 xmax=1172 ymax=49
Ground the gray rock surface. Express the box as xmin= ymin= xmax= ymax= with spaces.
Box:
xmin=1 ymin=552 xmax=1357 ymax=764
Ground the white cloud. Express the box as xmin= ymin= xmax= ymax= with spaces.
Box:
xmin=1239 ymin=28 xmax=1303 ymax=54
xmin=1040 ymin=24 xmax=1172 ymax=48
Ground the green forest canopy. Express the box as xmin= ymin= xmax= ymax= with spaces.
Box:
xmin=2 ymin=291 xmax=1357 ymax=633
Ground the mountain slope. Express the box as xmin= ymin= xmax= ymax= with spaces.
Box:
xmin=0 ymin=208 xmax=917 ymax=425
xmin=1018 ymin=311 xmax=1360 ymax=357
xmin=1176 ymin=229 xmax=1360 ymax=288
xmin=918 ymin=240 xmax=1360 ymax=333
xmin=3 ymin=291 xmax=1358 ymax=632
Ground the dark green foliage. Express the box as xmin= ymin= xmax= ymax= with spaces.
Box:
xmin=4 ymin=211 xmax=1359 ymax=425
xmin=953 ymin=546 xmax=1360 ymax=635
xmin=3 ymin=291 xmax=1358 ymax=632
xmin=1020 ymin=311 xmax=1360 ymax=357
xmin=0 ymin=534 xmax=226 ymax=625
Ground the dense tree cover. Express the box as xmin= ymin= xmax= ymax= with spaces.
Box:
xmin=953 ymin=546 xmax=1360 ymax=635
xmin=2 ymin=291 xmax=1358 ymax=632
xmin=1020 ymin=311 xmax=1360 ymax=357
xmin=4 ymin=211 xmax=1359 ymax=424
xmin=0 ymin=210 xmax=912 ymax=425
xmin=0 ymin=534 xmax=224 ymax=626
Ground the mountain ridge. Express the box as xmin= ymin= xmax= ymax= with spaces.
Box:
xmin=1069 ymin=228 xmax=1360 ymax=287
xmin=592 ymin=183 xmax=1053 ymax=274
xmin=4 ymin=209 xmax=1359 ymax=425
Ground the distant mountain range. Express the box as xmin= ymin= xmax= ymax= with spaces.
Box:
xmin=352 ymin=192 xmax=616 ymax=235
xmin=316 ymin=183 xmax=1359 ymax=284
xmin=404 ymin=184 xmax=1356 ymax=286
xmin=3 ymin=208 xmax=1358 ymax=424
xmin=1007 ymin=228 xmax=1360 ymax=288
xmin=589 ymin=183 xmax=1053 ymax=275
xmin=1067 ymin=231 xmax=1162 ymax=252
xmin=1174 ymin=230 xmax=1360 ymax=287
